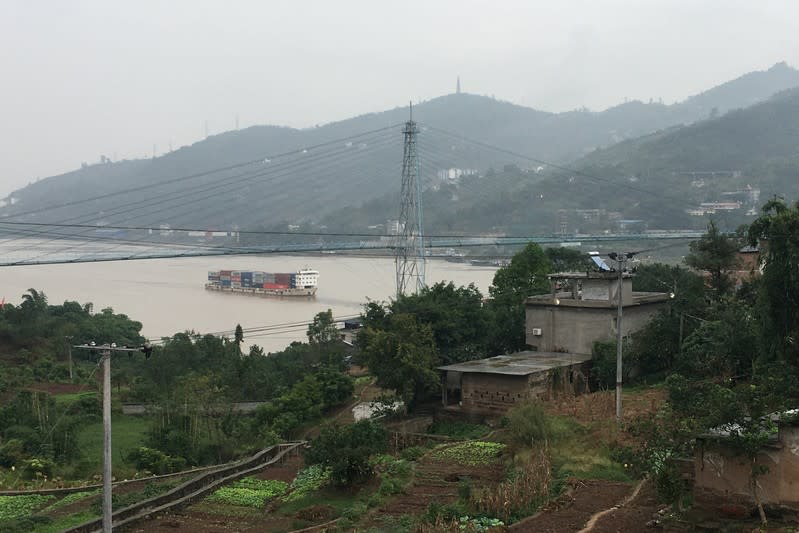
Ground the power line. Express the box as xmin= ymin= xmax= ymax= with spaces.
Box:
xmin=0 ymin=127 xmax=399 ymax=252
xmin=148 ymin=314 xmax=362 ymax=344
xmin=0 ymin=124 xmax=401 ymax=222
xmin=422 ymin=124 xmax=704 ymax=211
xmin=0 ymin=132 xmax=402 ymax=261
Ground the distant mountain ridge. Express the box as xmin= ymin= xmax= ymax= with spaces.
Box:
xmin=2 ymin=62 xmax=798 ymax=231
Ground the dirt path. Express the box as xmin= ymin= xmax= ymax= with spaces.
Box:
xmin=509 ymin=480 xmax=634 ymax=532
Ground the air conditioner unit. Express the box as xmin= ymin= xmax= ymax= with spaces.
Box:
xmin=531 ymin=328 xmax=543 ymax=336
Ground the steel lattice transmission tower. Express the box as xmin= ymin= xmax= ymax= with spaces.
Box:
xmin=394 ymin=105 xmax=426 ymax=296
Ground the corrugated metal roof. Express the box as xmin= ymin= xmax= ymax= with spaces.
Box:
xmin=438 ymin=351 xmax=591 ymax=376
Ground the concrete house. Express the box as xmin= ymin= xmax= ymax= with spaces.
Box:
xmin=437 ymin=267 xmax=671 ymax=416
xmin=438 ymin=351 xmax=591 ymax=414
xmin=525 ymin=272 xmax=670 ymax=356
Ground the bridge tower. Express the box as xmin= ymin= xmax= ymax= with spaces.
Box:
xmin=394 ymin=104 xmax=426 ymax=296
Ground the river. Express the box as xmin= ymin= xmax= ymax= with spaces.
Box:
xmin=2 ymin=242 xmax=498 ymax=352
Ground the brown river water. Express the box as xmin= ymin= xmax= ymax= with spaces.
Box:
xmin=2 ymin=243 xmax=497 ymax=352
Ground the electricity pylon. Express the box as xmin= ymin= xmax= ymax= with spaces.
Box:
xmin=394 ymin=104 xmax=426 ymax=296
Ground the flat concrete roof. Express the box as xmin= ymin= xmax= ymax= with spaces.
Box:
xmin=548 ymin=272 xmax=632 ymax=280
xmin=525 ymin=291 xmax=670 ymax=307
xmin=438 ymin=351 xmax=592 ymax=376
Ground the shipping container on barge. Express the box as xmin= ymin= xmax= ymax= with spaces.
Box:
xmin=205 ymin=268 xmax=318 ymax=297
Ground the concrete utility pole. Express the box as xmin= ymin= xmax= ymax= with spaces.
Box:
xmin=65 ymin=336 xmax=73 ymax=381
xmin=72 ymin=342 xmax=151 ymax=532
xmin=607 ymin=252 xmax=635 ymax=424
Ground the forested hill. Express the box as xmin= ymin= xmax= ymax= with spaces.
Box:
xmin=529 ymin=85 xmax=799 ymax=230
xmin=322 ymin=85 xmax=799 ymax=237
xmin=2 ymin=62 xmax=798 ymax=230
xmin=572 ymin=86 xmax=799 ymax=191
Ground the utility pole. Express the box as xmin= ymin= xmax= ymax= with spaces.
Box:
xmin=72 ymin=342 xmax=151 ymax=532
xmin=608 ymin=252 xmax=635 ymax=424
xmin=65 ymin=336 xmax=73 ymax=382
xmin=394 ymin=102 xmax=426 ymax=296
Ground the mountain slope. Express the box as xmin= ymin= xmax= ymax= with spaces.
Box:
xmin=322 ymin=86 xmax=799 ymax=236
xmin=2 ymin=63 xmax=798 ymax=231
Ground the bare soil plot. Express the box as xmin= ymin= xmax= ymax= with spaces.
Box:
xmin=510 ymin=480 xmax=632 ymax=532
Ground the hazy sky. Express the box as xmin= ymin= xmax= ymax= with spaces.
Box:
xmin=2 ymin=0 xmax=798 ymax=197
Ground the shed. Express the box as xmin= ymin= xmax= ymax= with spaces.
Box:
xmin=438 ymin=351 xmax=591 ymax=414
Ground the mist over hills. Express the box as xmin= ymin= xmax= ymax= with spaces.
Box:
xmin=2 ymin=62 xmax=798 ymax=234
xmin=379 ymin=84 xmax=799 ymax=237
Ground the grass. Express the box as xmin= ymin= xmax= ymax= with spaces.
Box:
xmin=276 ymin=487 xmax=364 ymax=517
xmin=547 ymin=416 xmax=632 ymax=483
xmin=75 ymin=414 xmax=150 ymax=477
xmin=427 ymin=421 xmax=489 ymax=439
xmin=41 ymin=490 xmax=100 ymax=513
xmin=191 ymin=500 xmax=264 ymax=518
xmin=353 ymin=376 xmax=374 ymax=387
xmin=53 ymin=391 xmax=97 ymax=406
xmin=33 ymin=510 xmax=98 ymax=533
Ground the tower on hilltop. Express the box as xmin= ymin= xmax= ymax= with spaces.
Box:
xmin=456 ymin=76 xmax=461 ymax=94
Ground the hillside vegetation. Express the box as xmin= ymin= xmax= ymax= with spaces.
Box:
xmin=325 ymin=82 xmax=799 ymax=235
xmin=2 ymin=63 xmax=797 ymax=234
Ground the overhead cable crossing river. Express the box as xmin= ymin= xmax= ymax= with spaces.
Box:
xmin=0 ymin=231 xmax=704 ymax=267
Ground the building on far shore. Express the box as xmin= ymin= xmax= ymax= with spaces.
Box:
xmin=525 ymin=271 xmax=671 ymax=356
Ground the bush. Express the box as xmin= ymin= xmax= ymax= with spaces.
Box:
xmin=400 ymin=446 xmax=425 ymax=461
xmin=506 ymin=402 xmax=550 ymax=447
xmin=378 ymin=477 xmax=405 ymax=496
xmin=20 ymin=458 xmax=54 ymax=479
xmin=304 ymin=420 xmax=388 ymax=486
xmin=0 ymin=440 xmax=26 ymax=468
xmin=127 ymin=447 xmax=186 ymax=475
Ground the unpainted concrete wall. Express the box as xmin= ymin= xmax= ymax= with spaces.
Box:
xmin=525 ymin=303 xmax=665 ymax=355
xmin=457 ymin=362 xmax=590 ymax=414
xmin=694 ymin=427 xmax=799 ymax=508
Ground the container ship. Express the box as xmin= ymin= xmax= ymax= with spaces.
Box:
xmin=205 ymin=268 xmax=318 ymax=297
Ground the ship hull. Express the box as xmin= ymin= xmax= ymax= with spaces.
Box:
xmin=205 ymin=283 xmax=317 ymax=297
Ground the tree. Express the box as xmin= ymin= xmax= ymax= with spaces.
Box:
xmin=307 ymin=309 xmax=339 ymax=346
xmin=545 ymin=247 xmax=591 ymax=272
xmin=391 ymin=282 xmax=488 ymax=363
xmin=20 ymin=288 xmax=48 ymax=315
xmin=358 ymin=313 xmax=439 ymax=408
xmin=234 ymin=324 xmax=244 ymax=351
xmin=748 ymin=198 xmax=799 ymax=364
xmin=685 ymin=220 xmax=739 ymax=299
xmin=304 ymin=420 xmax=387 ymax=486
xmin=677 ymin=300 xmax=758 ymax=380
xmin=632 ymin=263 xmax=705 ymax=313
xmin=487 ymin=243 xmax=551 ymax=354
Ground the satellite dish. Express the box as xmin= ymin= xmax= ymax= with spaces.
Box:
xmin=588 ymin=251 xmax=611 ymax=271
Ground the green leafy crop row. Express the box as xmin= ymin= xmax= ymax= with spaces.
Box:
xmin=207 ymin=477 xmax=288 ymax=508
xmin=431 ymin=441 xmax=506 ymax=466
xmin=0 ymin=494 xmax=55 ymax=520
